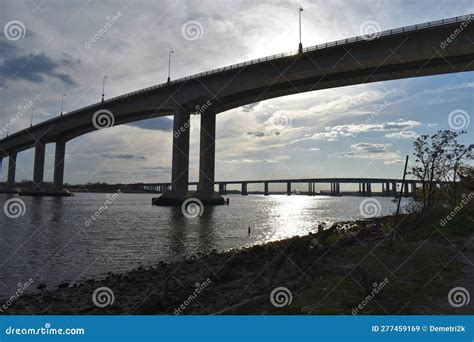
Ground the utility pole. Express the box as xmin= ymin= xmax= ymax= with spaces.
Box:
xmin=60 ymin=93 xmax=66 ymax=116
xmin=30 ymin=106 xmax=35 ymax=127
xmin=298 ymin=6 xmax=303 ymax=54
xmin=167 ymin=49 xmax=174 ymax=85
xmin=389 ymin=155 xmax=409 ymax=247
xmin=101 ymin=75 xmax=107 ymax=103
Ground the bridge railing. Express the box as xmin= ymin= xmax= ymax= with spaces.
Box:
xmin=86 ymin=14 xmax=473 ymax=111
xmin=3 ymin=14 xmax=473 ymax=135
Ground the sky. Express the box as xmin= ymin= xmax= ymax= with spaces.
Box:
xmin=0 ymin=0 xmax=473 ymax=189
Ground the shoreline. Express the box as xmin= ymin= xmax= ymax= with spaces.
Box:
xmin=2 ymin=210 xmax=472 ymax=315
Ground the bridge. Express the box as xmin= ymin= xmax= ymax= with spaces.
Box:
xmin=128 ymin=177 xmax=421 ymax=198
xmin=0 ymin=15 xmax=473 ymax=204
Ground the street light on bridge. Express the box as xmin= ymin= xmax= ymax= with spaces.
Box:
xmin=30 ymin=106 xmax=35 ymax=127
xmin=167 ymin=49 xmax=174 ymax=85
xmin=101 ymin=75 xmax=107 ymax=103
xmin=298 ymin=5 xmax=303 ymax=54
xmin=60 ymin=93 xmax=66 ymax=116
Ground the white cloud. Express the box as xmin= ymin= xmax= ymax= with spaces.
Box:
xmin=336 ymin=142 xmax=402 ymax=164
xmin=385 ymin=131 xmax=419 ymax=139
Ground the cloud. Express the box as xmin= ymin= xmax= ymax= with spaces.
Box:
xmin=101 ymin=154 xmax=147 ymax=161
xmin=385 ymin=131 xmax=419 ymax=139
xmin=336 ymin=142 xmax=402 ymax=164
xmin=247 ymin=131 xmax=280 ymax=138
xmin=310 ymin=120 xmax=422 ymax=141
xmin=0 ymin=53 xmax=79 ymax=87
xmin=127 ymin=117 xmax=173 ymax=131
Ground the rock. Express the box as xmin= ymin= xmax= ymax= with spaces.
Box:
xmin=37 ymin=283 xmax=46 ymax=290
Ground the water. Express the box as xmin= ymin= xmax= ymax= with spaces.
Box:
xmin=0 ymin=193 xmax=406 ymax=297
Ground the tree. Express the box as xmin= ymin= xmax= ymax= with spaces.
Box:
xmin=410 ymin=130 xmax=472 ymax=208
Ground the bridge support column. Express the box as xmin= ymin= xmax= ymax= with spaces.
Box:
xmin=198 ymin=112 xmax=215 ymax=193
xmin=286 ymin=182 xmax=291 ymax=196
xmin=153 ymin=108 xmax=196 ymax=206
xmin=171 ymin=108 xmax=190 ymax=195
xmin=195 ymin=111 xmax=224 ymax=205
xmin=264 ymin=182 xmax=269 ymax=195
xmin=7 ymin=152 xmax=17 ymax=189
xmin=392 ymin=182 xmax=397 ymax=196
xmin=53 ymin=141 xmax=66 ymax=191
xmin=404 ymin=182 xmax=409 ymax=197
xmin=242 ymin=182 xmax=248 ymax=195
xmin=367 ymin=183 xmax=372 ymax=196
xmin=33 ymin=141 xmax=46 ymax=191
xmin=308 ymin=182 xmax=312 ymax=196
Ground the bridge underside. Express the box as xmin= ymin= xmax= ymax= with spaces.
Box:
xmin=0 ymin=17 xmax=472 ymax=202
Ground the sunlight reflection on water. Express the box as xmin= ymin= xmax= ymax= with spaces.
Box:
xmin=0 ymin=193 xmax=407 ymax=296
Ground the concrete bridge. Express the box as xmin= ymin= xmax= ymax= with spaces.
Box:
xmin=130 ymin=177 xmax=421 ymax=198
xmin=0 ymin=15 xmax=473 ymax=204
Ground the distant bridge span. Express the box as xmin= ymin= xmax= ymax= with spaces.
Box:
xmin=0 ymin=15 xmax=473 ymax=204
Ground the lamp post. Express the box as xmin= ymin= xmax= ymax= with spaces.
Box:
xmin=101 ymin=75 xmax=107 ymax=103
xmin=298 ymin=5 xmax=303 ymax=54
xmin=60 ymin=93 xmax=66 ymax=116
xmin=167 ymin=49 xmax=174 ymax=85
xmin=30 ymin=106 xmax=35 ymax=127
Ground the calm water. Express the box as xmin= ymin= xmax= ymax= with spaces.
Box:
xmin=0 ymin=193 xmax=406 ymax=297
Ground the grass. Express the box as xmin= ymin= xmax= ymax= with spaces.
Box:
xmin=265 ymin=204 xmax=473 ymax=315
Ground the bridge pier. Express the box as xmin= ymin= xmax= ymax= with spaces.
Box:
xmin=0 ymin=153 xmax=18 ymax=193
xmin=264 ymin=182 xmax=269 ymax=196
xmin=241 ymin=182 xmax=248 ymax=195
xmin=33 ymin=141 xmax=46 ymax=191
xmin=404 ymin=182 xmax=409 ymax=197
xmin=286 ymin=181 xmax=291 ymax=195
xmin=7 ymin=152 xmax=17 ymax=189
xmin=153 ymin=108 xmax=224 ymax=206
xmin=20 ymin=141 xmax=71 ymax=196
xmin=53 ymin=141 xmax=66 ymax=191
xmin=153 ymin=108 xmax=191 ymax=205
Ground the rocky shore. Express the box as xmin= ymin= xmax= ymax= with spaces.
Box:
xmin=2 ymin=210 xmax=473 ymax=315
